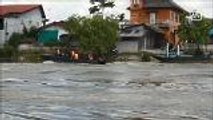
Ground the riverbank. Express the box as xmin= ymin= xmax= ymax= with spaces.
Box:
xmin=1 ymin=50 xmax=213 ymax=64
xmin=115 ymin=52 xmax=213 ymax=63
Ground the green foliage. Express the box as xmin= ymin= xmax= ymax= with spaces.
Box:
xmin=141 ymin=52 xmax=151 ymax=62
xmin=64 ymin=15 xmax=85 ymax=39
xmin=26 ymin=26 xmax=37 ymax=38
xmin=22 ymin=26 xmax=37 ymax=38
xmin=177 ymin=14 xmax=191 ymax=42
xmin=0 ymin=45 xmax=16 ymax=58
xmin=1 ymin=26 xmax=39 ymax=62
xmin=177 ymin=14 xmax=212 ymax=49
xmin=89 ymin=0 xmax=115 ymax=14
xmin=6 ymin=33 xmax=24 ymax=48
xmin=18 ymin=50 xmax=42 ymax=63
xmin=64 ymin=15 xmax=118 ymax=55
xmin=5 ymin=26 xmax=37 ymax=49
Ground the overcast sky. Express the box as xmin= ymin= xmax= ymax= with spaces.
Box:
xmin=2 ymin=0 xmax=213 ymax=22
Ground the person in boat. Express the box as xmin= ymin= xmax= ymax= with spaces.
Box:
xmin=97 ymin=55 xmax=106 ymax=64
xmin=88 ymin=53 xmax=94 ymax=63
xmin=74 ymin=53 xmax=79 ymax=62
xmin=70 ymin=50 xmax=75 ymax=62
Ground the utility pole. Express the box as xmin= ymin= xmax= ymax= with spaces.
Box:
xmin=177 ymin=44 xmax=180 ymax=56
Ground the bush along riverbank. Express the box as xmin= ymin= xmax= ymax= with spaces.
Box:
xmin=17 ymin=50 xmax=42 ymax=63
xmin=0 ymin=47 xmax=42 ymax=63
xmin=0 ymin=44 xmax=116 ymax=64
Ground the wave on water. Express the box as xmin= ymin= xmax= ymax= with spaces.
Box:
xmin=2 ymin=78 xmax=23 ymax=82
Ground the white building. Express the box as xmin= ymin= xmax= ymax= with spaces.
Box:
xmin=0 ymin=4 xmax=46 ymax=45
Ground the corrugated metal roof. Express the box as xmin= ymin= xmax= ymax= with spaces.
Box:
xmin=119 ymin=24 xmax=162 ymax=38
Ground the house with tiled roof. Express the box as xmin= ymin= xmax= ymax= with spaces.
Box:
xmin=0 ymin=4 xmax=46 ymax=45
xmin=128 ymin=0 xmax=188 ymax=45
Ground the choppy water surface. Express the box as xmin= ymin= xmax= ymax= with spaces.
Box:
xmin=1 ymin=62 xmax=213 ymax=120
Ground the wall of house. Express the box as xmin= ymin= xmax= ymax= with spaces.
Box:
xmin=130 ymin=7 xmax=181 ymax=45
xmin=0 ymin=8 xmax=44 ymax=45
xmin=130 ymin=8 xmax=179 ymax=25
xmin=0 ymin=30 xmax=5 ymax=45
xmin=44 ymin=26 xmax=68 ymax=40
xmin=162 ymin=9 xmax=180 ymax=45
xmin=117 ymin=37 xmax=156 ymax=53
xmin=130 ymin=9 xmax=143 ymax=24
xmin=117 ymin=31 xmax=165 ymax=53
xmin=117 ymin=40 xmax=139 ymax=53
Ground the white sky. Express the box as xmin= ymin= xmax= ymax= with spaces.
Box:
xmin=1 ymin=0 xmax=213 ymax=22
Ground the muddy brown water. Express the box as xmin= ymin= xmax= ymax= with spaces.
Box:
xmin=1 ymin=62 xmax=213 ymax=120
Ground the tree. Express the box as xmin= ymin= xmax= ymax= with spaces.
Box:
xmin=89 ymin=0 xmax=115 ymax=15
xmin=63 ymin=15 xmax=85 ymax=48
xmin=7 ymin=33 xmax=24 ymax=49
xmin=177 ymin=13 xmax=212 ymax=54
xmin=64 ymin=15 xmax=118 ymax=56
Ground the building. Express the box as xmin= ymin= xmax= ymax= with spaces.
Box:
xmin=37 ymin=21 xmax=69 ymax=44
xmin=128 ymin=0 xmax=187 ymax=45
xmin=209 ymin=27 xmax=213 ymax=43
xmin=117 ymin=24 xmax=165 ymax=53
xmin=0 ymin=4 xmax=46 ymax=45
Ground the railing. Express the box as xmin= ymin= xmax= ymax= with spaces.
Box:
xmin=143 ymin=19 xmax=180 ymax=28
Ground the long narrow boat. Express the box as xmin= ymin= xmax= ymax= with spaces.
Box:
xmin=152 ymin=54 xmax=213 ymax=63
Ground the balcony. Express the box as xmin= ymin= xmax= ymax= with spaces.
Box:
xmin=156 ymin=20 xmax=171 ymax=28
xmin=144 ymin=19 xmax=180 ymax=29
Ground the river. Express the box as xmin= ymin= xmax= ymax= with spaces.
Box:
xmin=1 ymin=62 xmax=213 ymax=120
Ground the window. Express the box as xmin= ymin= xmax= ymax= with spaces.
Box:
xmin=173 ymin=12 xmax=176 ymax=22
xmin=170 ymin=11 xmax=177 ymax=22
xmin=170 ymin=11 xmax=173 ymax=20
xmin=132 ymin=0 xmax=139 ymax=5
xmin=149 ymin=12 xmax=156 ymax=25
xmin=175 ymin=13 xmax=179 ymax=22
xmin=0 ymin=18 xmax=4 ymax=30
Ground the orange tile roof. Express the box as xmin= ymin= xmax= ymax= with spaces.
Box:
xmin=0 ymin=4 xmax=44 ymax=16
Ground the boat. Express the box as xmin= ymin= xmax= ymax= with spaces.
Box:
xmin=152 ymin=54 xmax=212 ymax=63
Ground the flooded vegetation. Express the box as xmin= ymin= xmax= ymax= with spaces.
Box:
xmin=1 ymin=62 xmax=213 ymax=120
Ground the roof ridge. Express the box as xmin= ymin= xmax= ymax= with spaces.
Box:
xmin=143 ymin=0 xmax=188 ymax=12
xmin=0 ymin=4 xmax=45 ymax=17
xmin=0 ymin=4 xmax=41 ymax=7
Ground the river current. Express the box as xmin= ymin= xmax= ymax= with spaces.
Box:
xmin=1 ymin=62 xmax=213 ymax=120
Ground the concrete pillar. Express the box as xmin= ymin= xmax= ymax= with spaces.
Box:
xmin=177 ymin=44 xmax=180 ymax=57
xmin=144 ymin=37 xmax=147 ymax=51
xmin=166 ymin=43 xmax=169 ymax=58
